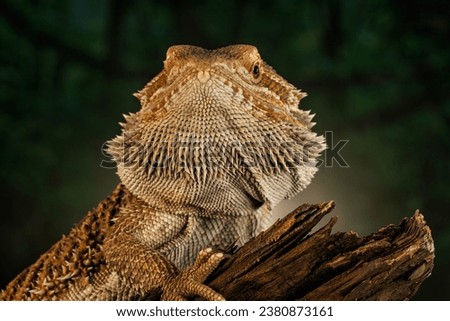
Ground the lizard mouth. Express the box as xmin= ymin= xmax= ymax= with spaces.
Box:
xmin=143 ymin=62 xmax=308 ymax=126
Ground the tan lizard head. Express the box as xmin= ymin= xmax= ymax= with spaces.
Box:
xmin=107 ymin=45 xmax=325 ymax=217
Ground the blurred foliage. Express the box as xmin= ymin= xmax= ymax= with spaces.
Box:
xmin=0 ymin=0 xmax=448 ymax=299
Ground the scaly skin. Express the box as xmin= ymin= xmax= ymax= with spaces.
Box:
xmin=1 ymin=45 xmax=325 ymax=300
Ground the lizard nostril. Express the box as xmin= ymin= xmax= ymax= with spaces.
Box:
xmin=197 ymin=70 xmax=211 ymax=83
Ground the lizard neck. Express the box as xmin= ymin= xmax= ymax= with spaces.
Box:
xmin=118 ymin=162 xmax=265 ymax=217
xmin=117 ymin=150 xmax=319 ymax=218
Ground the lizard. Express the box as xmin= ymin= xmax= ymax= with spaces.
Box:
xmin=0 ymin=45 xmax=325 ymax=300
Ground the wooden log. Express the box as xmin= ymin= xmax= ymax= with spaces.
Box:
xmin=207 ymin=201 xmax=434 ymax=300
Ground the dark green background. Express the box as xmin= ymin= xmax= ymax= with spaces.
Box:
xmin=0 ymin=0 xmax=448 ymax=300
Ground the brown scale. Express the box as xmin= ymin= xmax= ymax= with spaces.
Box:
xmin=0 ymin=184 xmax=133 ymax=300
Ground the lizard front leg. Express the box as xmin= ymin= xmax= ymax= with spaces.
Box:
xmin=103 ymin=229 xmax=225 ymax=300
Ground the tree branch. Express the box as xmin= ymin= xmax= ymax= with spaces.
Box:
xmin=207 ymin=201 xmax=434 ymax=300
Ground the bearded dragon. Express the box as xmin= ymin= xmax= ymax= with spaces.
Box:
xmin=0 ymin=45 xmax=325 ymax=300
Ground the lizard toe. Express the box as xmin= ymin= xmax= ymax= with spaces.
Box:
xmin=161 ymin=249 xmax=225 ymax=301
xmin=161 ymin=278 xmax=224 ymax=301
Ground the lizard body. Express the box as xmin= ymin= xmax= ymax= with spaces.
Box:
xmin=1 ymin=45 xmax=325 ymax=300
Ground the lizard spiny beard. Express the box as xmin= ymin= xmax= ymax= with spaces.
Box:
xmin=107 ymin=45 xmax=325 ymax=229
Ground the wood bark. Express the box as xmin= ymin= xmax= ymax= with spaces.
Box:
xmin=207 ymin=201 xmax=434 ymax=300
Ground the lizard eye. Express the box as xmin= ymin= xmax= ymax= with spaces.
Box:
xmin=251 ymin=62 xmax=260 ymax=78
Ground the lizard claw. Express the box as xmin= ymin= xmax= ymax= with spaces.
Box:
xmin=161 ymin=248 xmax=225 ymax=301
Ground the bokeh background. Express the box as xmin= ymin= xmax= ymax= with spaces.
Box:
xmin=0 ymin=0 xmax=448 ymax=300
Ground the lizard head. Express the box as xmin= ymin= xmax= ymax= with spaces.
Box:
xmin=107 ymin=45 xmax=325 ymax=217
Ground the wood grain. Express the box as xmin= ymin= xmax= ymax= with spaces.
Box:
xmin=208 ymin=201 xmax=434 ymax=300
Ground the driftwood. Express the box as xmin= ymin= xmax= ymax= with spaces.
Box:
xmin=207 ymin=201 xmax=434 ymax=300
